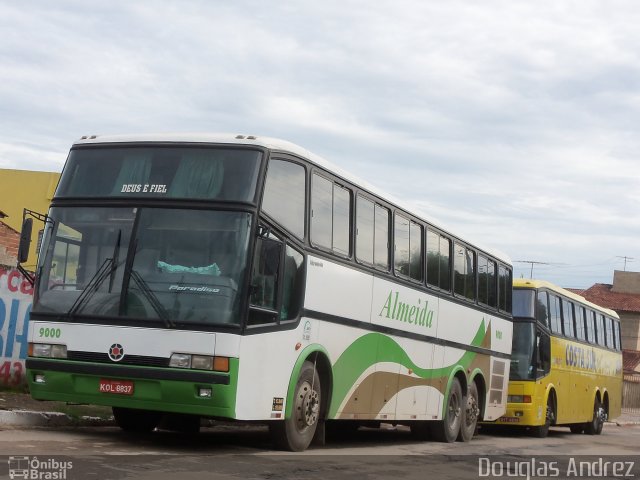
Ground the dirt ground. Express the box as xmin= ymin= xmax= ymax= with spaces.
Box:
xmin=0 ymin=388 xmax=112 ymax=418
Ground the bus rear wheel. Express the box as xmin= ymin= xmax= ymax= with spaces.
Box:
xmin=113 ymin=407 xmax=162 ymax=433
xmin=458 ymin=381 xmax=479 ymax=442
xmin=432 ymin=377 xmax=463 ymax=443
xmin=270 ymin=361 xmax=322 ymax=451
xmin=585 ymin=398 xmax=605 ymax=435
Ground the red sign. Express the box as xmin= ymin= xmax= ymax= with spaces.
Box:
xmin=99 ymin=378 xmax=134 ymax=395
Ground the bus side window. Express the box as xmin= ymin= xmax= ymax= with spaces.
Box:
xmin=426 ymin=230 xmax=452 ymax=292
xmin=281 ymin=245 xmax=304 ymax=321
xmin=576 ymin=306 xmax=587 ymax=341
xmin=536 ymin=331 xmax=551 ymax=377
xmin=262 ymin=160 xmax=306 ymax=239
xmin=586 ymin=310 xmax=596 ymax=344
xmin=548 ymin=294 xmax=562 ymax=334
xmin=498 ymin=265 xmax=512 ymax=312
xmin=536 ymin=291 xmax=549 ymax=327
xmin=561 ymin=299 xmax=575 ymax=338
xmin=614 ymin=321 xmax=621 ymax=351
xmin=248 ymin=235 xmax=282 ymax=325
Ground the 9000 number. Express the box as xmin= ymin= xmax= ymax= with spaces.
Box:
xmin=39 ymin=327 xmax=62 ymax=339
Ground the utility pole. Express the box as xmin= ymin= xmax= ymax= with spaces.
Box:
xmin=616 ymin=256 xmax=634 ymax=271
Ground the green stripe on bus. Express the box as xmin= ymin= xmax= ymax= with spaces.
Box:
xmin=328 ymin=320 xmax=487 ymax=418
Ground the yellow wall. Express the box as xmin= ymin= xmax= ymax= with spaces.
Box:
xmin=0 ymin=168 xmax=61 ymax=270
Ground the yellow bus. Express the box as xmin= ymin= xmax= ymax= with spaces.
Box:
xmin=495 ymin=279 xmax=622 ymax=437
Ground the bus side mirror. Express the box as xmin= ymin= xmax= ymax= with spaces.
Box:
xmin=18 ymin=217 xmax=33 ymax=264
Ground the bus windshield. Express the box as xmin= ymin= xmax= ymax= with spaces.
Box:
xmin=34 ymin=206 xmax=251 ymax=327
xmin=512 ymin=289 xmax=535 ymax=318
xmin=509 ymin=322 xmax=536 ymax=380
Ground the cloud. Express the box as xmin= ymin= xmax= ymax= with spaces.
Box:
xmin=0 ymin=0 xmax=639 ymax=287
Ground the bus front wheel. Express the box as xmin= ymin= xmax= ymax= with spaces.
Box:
xmin=530 ymin=397 xmax=553 ymax=438
xmin=270 ymin=361 xmax=322 ymax=451
xmin=432 ymin=377 xmax=463 ymax=443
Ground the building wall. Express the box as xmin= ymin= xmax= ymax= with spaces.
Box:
xmin=0 ymin=168 xmax=61 ymax=269
xmin=621 ymin=312 xmax=640 ymax=351
xmin=0 ymin=222 xmax=19 ymax=266
xmin=613 ymin=270 xmax=640 ymax=295
xmin=0 ymin=266 xmax=32 ymax=386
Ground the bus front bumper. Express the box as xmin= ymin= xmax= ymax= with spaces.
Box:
xmin=25 ymin=357 xmax=238 ymax=419
xmin=494 ymin=402 xmax=545 ymax=427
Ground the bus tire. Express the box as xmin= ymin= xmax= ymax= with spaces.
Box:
xmin=270 ymin=361 xmax=321 ymax=451
xmin=585 ymin=398 xmax=604 ymax=435
xmin=432 ymin=377 xmax=463 ymax=443
xmin=458 ymin=381 xmax=479 ymax=442
xmin=112 ymin=407 xmax=161 ymax=433
xmin=530 ymin=397 xmax=552 ymax=438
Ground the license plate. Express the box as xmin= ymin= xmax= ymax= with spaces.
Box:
xmin=99 ymin=378 xmax=134 ymax=395
xmin=500 ymin=417 xmax=520 ymax=423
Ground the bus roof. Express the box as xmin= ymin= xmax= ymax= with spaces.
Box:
xmin=73 ymin=133 xmax=512 ymax=265
xmin=514 ymin=278 xmax=619 ymax=319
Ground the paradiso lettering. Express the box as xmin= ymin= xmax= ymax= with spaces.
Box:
xmin=378 ymin=290 xmax=434 ymax=328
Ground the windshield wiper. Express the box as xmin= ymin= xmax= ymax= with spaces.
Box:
xmin=109 ymin=230 xmax=122 ymax=292
xmin=64 ymin=257 xmax=116 ymax=319
xmin=129 ymin=270 xmax=175 ymax=328
xmin=65 ymin=230 xmax=123 ymax=319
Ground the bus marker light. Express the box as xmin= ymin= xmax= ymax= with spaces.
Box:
xmin=295 ymin=342 xmax=302 ymax=351
xmin=213 ymin=356 xmax=229 ymax=372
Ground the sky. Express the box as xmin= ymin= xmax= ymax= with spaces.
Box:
xmin=1 ymin=0 xmax=639 ymax=288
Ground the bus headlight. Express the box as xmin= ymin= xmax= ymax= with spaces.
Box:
xmin=169 ymin=353 xmax=229 ymax=372
xmin=191 ymin=355 xmax=213 ymax=370
xmin=169 ymin=353 xmax=192 ymax=368
xmin=28 ymin=343 xmax=68 ymax=359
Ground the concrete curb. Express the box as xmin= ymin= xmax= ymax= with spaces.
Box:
xmin=615 ymin=420 xmax=640 ymax=427
xmin=0 ymin=409 xmax=114 ymax=428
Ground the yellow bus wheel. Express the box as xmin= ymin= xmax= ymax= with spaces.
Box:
xmin=585 ymin=398 xmax=605 ymax=435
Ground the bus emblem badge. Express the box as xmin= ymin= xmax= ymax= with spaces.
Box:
xmin=108 ymin=344 xmax=125 ymax=362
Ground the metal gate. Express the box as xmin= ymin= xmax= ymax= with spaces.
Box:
xmin=623 ymin=373 xmax=640 ymax=413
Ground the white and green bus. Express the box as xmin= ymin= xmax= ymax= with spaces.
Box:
xmin=21 ymin=134 xmax=513 ymax=451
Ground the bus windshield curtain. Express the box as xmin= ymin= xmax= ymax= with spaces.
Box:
xmin=170 ymin=151 xmax=224 ymax=199
xmin=111 ymin=151 xmax=152 ymax=194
